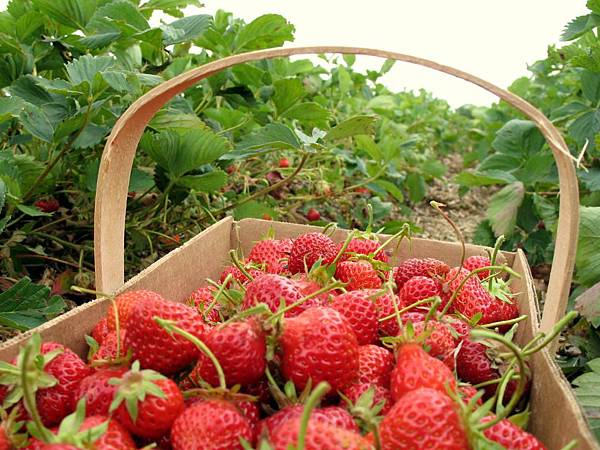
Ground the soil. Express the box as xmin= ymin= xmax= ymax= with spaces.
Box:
xmin=411 ymin=154 xmax=493 ymax=242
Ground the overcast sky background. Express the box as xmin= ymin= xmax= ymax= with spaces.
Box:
xmin=0 ymin=1 xmax=589 ymax=107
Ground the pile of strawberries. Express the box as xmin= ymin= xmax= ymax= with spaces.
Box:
xmin=0 ymin=229 xmax=553 ymax=450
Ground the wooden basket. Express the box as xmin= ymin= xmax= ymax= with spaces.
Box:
xmin=1 ymin=47 xmax=596 ymax=449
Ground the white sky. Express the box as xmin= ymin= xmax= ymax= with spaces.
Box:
xmin=0 ymin=0 xmax=588 ymax=107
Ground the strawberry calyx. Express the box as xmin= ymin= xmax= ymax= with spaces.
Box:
xmin=108 ymin=360 xmax=167 ymax=423
xmin=339 ymin=386 xmax=385 ymax=438
xmin=0 ymin=334 xmax=61 ymax=411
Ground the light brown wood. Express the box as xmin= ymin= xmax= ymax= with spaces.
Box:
xmin=94 ymin=46 xmax=578 ymax=332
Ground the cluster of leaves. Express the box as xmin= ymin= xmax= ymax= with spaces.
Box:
xmin=0 ymin=0 xmax=483 ymax=330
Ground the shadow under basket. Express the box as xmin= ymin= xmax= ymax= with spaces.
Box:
xmin=0 ymin=45 xmax=597 ymax=449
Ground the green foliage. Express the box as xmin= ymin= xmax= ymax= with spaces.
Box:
xmin=573 ymin=358 xmax=600 ymax=441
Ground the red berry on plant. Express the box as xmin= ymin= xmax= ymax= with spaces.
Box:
xmin=306 ymin=208 xmax=321 ymax=222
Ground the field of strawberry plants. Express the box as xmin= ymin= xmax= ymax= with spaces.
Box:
xmin=0 ymin=0 xmax=599 ymax=447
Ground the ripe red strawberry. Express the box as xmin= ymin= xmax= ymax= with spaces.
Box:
xmin=107 ymin=290 xmax=164 ymax=332
xmin=0 ymin=427 xmax=9 ymax=450
xmin=79 ymin=416 xmax=137 ymax=450
xmin=187 ymin=286 xmax=221 ymax=323
xmin=33 ymin=343 xmax=92 ymax=426
xmin=258 ymin=404 xmax=358 ymax=439
xmin=124 ymin=296 xmax=210 ymax=374
xmin=306 ymin=208 xmax=321 ymax=222
xmin=375 ymin=292 xmax=401 ymax=337
xmin=447 ymin=317 xmax=471 ymax=344
xmin=482 ymin=416 xmax=547 ymax=449
xmin=288 ymin=232 xmax=337 ymax=274
xmin=112 ymin=363 xmax=184 ymax=440
xmin=243 ymin=273 xmax=321 ymax=317
xmin=343 ymin=382 xmax=392 ymax=415
xmin=190 ymin=318 xmax=266 ymax=387
xmin=280 ymin=307 xmax=359 ymax=391
xmin=331 ymin=290 xmax=379 ymax=345
xmin=293 ymin=275 xmax=332 ymax=303
xmin=234 ymin=399 xmax=260 ymax=430
xmin=394 ymin=258 xmax=450 ymax=289
xmin=336 ymin=260 xmax=382 ymax=291
xmin=34 ymin=198 xmax=59 ymax=213
xmin=220 ymin=264 xmax=263 ymax=287
xmin=355 ymin=344 xmax=394 ymax=388
xmin=379 ymin=388 xmax=469 ymax=450
xmin=463 ymin=255 xmax=492 ymax=280
xmin=390 ymin=343 xmax=456 ymax=401
xmin=35 ymin=445 xmax=80 ymax=449
xmin=268 ymin=417 xmax=372 ymax=450
xmin=91 ymin=317 xmax=109 ymax=345
xmin=170 ymin=399 xmax=254 ymax=450
xmin=444 ymin=267 xmax=518 ymax=325
xmin=76 ymin=367 xmax=127 ymax=416
xmin=412 ymin=320 xmax=456 ymax=359
xmin=278 ymin=158 xmax=290 ymax=168
xmin=399 ymin=276 xmax=441 ymax=307
xmin=248 ymin=239 xmax=292 ymax=274
xmin=90 ymin=329 xmax=128 ymax=364
xmin=457 ymin=384 xmax=482 ymax=406
xmin=340 ymin=238 xmax=389 ymax=263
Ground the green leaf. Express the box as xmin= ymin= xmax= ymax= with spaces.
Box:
xmin=454 ymin=170 xmax=516 ymax=187
xmin=582 ymin=70 xmax=600 ymax=103
xmin=373 ymin=179 xmax=404 ymax=203
xmin=406 ymin=173 xmax=426 ymax=203
xmin=31 ymin=0 xmax=96 ymax=30
xmin=273 ymin=78 xmax=305 ymax=116
xmin=233 ymin=199 xmax=278 ymax=220
xmin=141 ymin=0 xmax=203 ymax=18
xmin=178 ymin=170 xmax=227 ymax=193
xmin=575 ymin=281 xmax=600 ymax=328
xmin=128 ymin=169 xmax=155 ymax=193
xmin=101 ymin=71 xmax=133 ymax=93
xmin=580 ymin=167 xmax=600 ymax=191
xmin=87 ymin=0 xmax=149 ymax=35
xmin=492 ymin=119 xmax=544 ymax=156
xmin=162 ymin=14 xmax=212 ymax=45
xmin=66 ymin=55 xmax=115 ymax=87
xmin=367 ymin=95 xmax=396 ymax=112
xmin=0 ymin=178 xmax=6 ymax=215
xmin=234 ymin=14 xmax=295 ymax=51
xmin=19 ymin=104 xmax=54 ymax=142
xmin=486 ymin=182 xmax=525 ymax=236
xmin=572 ymin=357 xmax=600 ymax=441
xmin=380 ymin=59 xmax=395 ymax=75
xmin=569 ymin=109 xmax=600 ymax=148
xmin=0 ymin=277 xmax=66 ymax=331
xmin=532 ymin=194 xmax=557 ymax=231
xmin=562 ymin=14 xmax=600 ymax=41
xmin=325 ymin=115 xmax=377 ymax=141
xmin=141 ymin=129 xmax=231 ymax=179
xmin=149 ymin=109 xmax=206 ymax=130
xmin=0 ymin=97 xmax=25 ymax=122
xmin=223 ymin=123 xmax=301 ymax=160
xmin=8 ymin=76 xmax=53 ymax=107
xmin=73 ymin=123 xmax=108 ymax=149
xmin=17 ymin=205 xmax=51 ymax=217
xmin=576 ymin=207 xmax=600 ymax=286
xmin=282 ymin=102 xmax=330 ymax=126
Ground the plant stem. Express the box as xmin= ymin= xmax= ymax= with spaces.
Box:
xmin=296 ymin=382 xmax=330 ymax=450
xmin=154 ymin=317 xmax=227 ymax=390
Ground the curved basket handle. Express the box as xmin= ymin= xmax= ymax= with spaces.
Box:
xmin=94 ymin=46 xmax=578 ymax=332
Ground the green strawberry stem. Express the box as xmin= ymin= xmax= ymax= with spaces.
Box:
xmin=377 ymin=297 xmax=437 ymax=323
xmin=521 ymin=311 xmax=577 ymax=357
xmin=19 ymin=337 xmax=54 ymax=443
xmin=321 ymin=222 xmax=338 ymax=237
xmin=423 ymin=297 xmax=441 ymax=324
xmin=110 ymin=297 xmax=121 ymax=361
xmin=470 ymin=329 xmax=527 ymax=430
xmin=296 ymin=382 xmax=330 ymax=450
xmin=487 ymin=235 xmax=506 ymax=291
xmin=203 ymin=274 xmax=233 ymax=320
xmin=329 ymin=231 xmax=357 ymax=266
xmin=206 ymin=278 xmax=238 ymax=308
xmin=219 ymin=304 xmax=272 ymax=328
xmin=439 ymin=265 xmax=520 ymax=318
xmin=70 ymin=285 xmax=113 ymax=298
xmin=268 ymin=281 xmax=345 ymax=322
xmin=371 ymin=223 xmax=412 ymax=260
xmin=481 ymin=315 xmax=528 ymax=329
xmin=154 ymin=318 xmax=227 ymax=390
xmin=228 ymin=249 xmax=255 ymax=283
xmin=384 ymin=273 xmax=404 ymax=336
xmin=559 ymin=440 xmax=578 ymax=450
xmin=430 ymin=201 xmax=466 ymax=270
